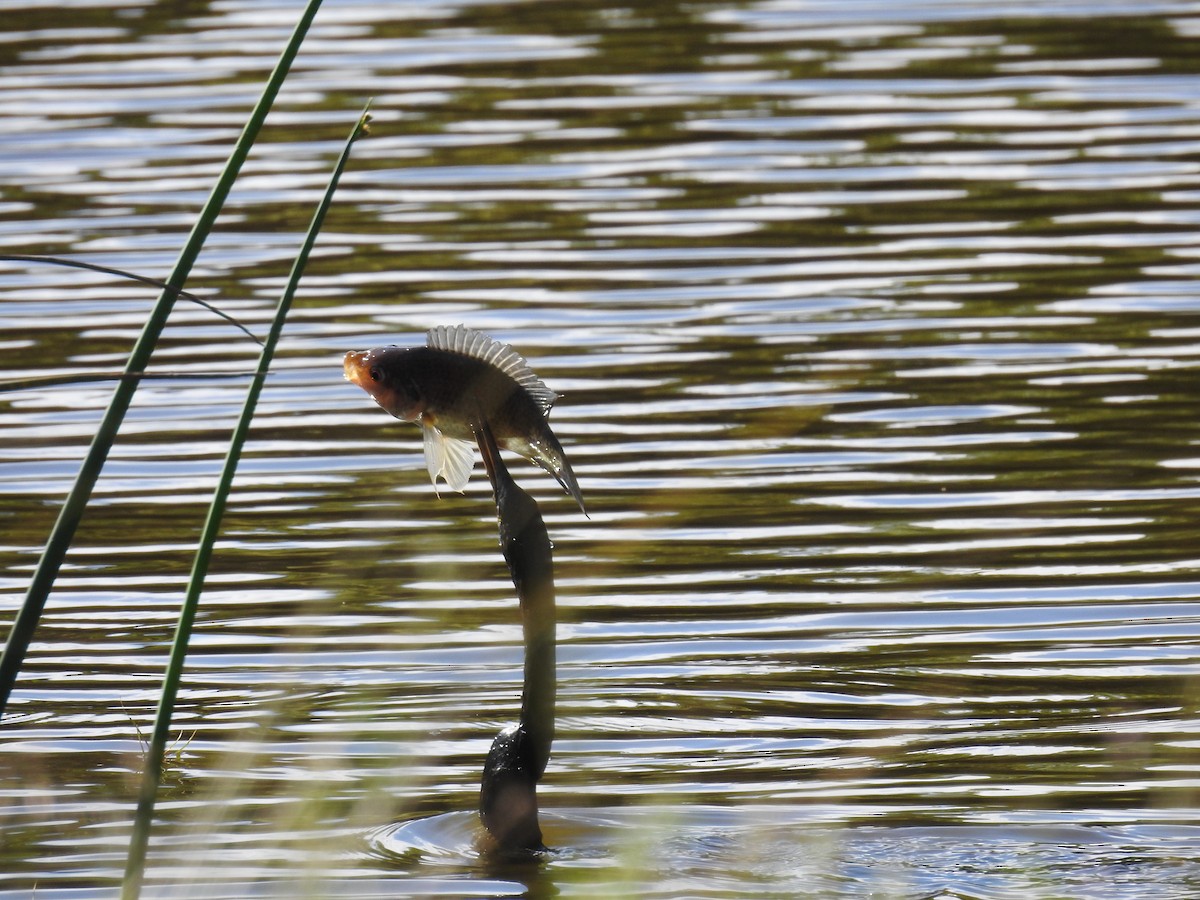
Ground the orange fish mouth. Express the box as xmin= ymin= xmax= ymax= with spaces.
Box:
xmin=343 ymin=350 xmax=370 ymax=387
xmin=344 ymin=347 xmax=425 ymax=422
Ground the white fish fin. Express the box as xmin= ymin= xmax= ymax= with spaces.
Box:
xmin=422 ymin=423 xmax=476 ymax=494
xmin=426 ymin=324 xmax=557 ymax=414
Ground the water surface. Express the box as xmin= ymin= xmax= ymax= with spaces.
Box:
xmin=3 ymin=0 xmax=1200 ymax=896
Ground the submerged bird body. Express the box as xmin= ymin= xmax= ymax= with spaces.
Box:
xmin=343 ymin=326 xmax=585 ymax=512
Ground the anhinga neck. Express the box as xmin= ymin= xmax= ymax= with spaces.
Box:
xmin=519 ymin=548 xmax=555 ymax=781
xmin=475 ymin=415 xmax=557 ymax=853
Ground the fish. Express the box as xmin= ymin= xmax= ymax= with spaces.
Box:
xmin=344 ymin=325 xmax=586 ymax=514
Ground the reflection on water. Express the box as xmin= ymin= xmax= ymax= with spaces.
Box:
xmin=367 ymin=810 xmax=1200 ymax=900
xmin=4 ymin=0 xmax=1200 ymax=896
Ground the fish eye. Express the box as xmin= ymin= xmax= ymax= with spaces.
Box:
xmin=368 ymin=366 xmax=381 ymax=382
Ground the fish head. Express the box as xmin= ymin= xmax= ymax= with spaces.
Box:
xmin=343 ymin=347 xmax=425 ymax=421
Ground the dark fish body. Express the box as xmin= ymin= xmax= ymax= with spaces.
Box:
xmin=344 ymin=325 xmax=585 ymax=513
xmin=354 ymin=345 xmax=546 ymax=440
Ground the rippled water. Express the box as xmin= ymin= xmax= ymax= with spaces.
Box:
xmin=4 ymin=0 xmax=1200 ymax=896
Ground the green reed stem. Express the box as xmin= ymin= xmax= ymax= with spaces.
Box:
xmin=120 ymin=103 xmax=370 ymax=900
xmin=0 ymin=0 xmax=325 ymax=721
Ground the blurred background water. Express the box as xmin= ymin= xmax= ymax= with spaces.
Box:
xmin=3 ymin=0 xmax=1200 ymax=896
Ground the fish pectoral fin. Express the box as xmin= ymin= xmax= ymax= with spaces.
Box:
xmin=423 ymin=425 xmax=476 ymax=494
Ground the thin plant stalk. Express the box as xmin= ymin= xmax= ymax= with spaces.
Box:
xmin=120 ymin=104 xmax=371 ymax=900
xmin=0 ymin=254 xmax=262 ymax=346
xmin=0 ymin=0 xmax=325 ymax=720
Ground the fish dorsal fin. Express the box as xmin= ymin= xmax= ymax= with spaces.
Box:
xmin=427 ymin=324 xmax=557 ymax=414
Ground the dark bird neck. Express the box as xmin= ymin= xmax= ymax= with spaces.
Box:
xmin=513 ymin=504 xmax=555 ymax=780
xmin=475 ymin=415 xmax=557 ymax=853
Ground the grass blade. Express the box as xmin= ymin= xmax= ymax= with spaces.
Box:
xmin=0 ymin=0 xmax=325 ymax=720
xmin=120 ymin=103 xmax=372 ymax=900
xmin=0 ymin=254 xmax=263 ymax=346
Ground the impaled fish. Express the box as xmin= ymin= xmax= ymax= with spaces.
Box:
xmin=343 ymin=325 xmax=585 ymax=514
